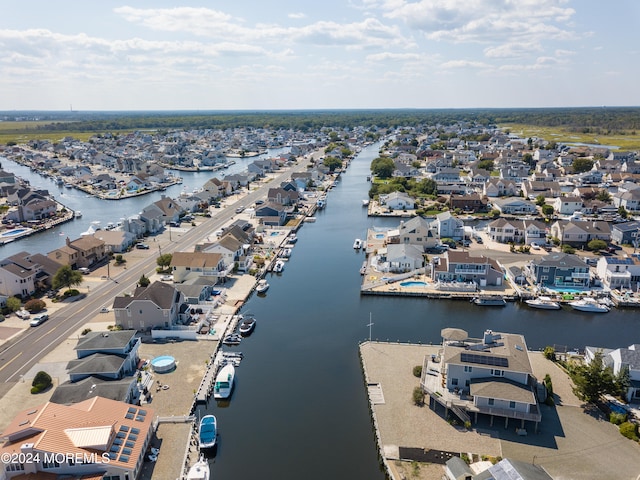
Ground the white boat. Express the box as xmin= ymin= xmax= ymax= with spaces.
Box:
xmin=213 ymin=363 xmax=235 ymax=399
xmin=287 ymin=233 xmax=298 ymax=243
xmin=281 ymin=248 xmax=292 ymax=258
xmin=186 ymin=456 xmax=210 ymax=480
xmin=569 ymin=298 xmax=610 ymax=313
xmin=362 ymin=199 xmax=370 ymax=207
xmin=525 ymin=296 xmax=561 ymax=310
xmin=472 ymin=297 xmax=506 ymax=306
xmin=256 ymin=279 xmax=269 ymax=293
xmin=273 ymin=260 xmax=285 ymax=273
xmin=316 ymin=197 xmax=326 ymax=209
xmin=198 ymin=415 xmax=217 ymax=449
xmin=74 ymin=210 xmax=82 ymax=218
xmin=353 ymin=238 xmax=363 ymax=249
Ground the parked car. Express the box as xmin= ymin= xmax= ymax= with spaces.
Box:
xmin=16 ymin=309 xmax=30 ymax=320
xmin=30 ymin=314 xmax=49 ymax=327
xmin=136 ymin=243 xmax=150 ymax=250
xmin=160 ymin=275 xmax=173 ymax=281
xmin=100 ymin=307 xmax=110 ymax=313
xmin=235 ymin=206 xmax=245 ymax=214
xmin=530 ymin=242 xmax=541 ymax=250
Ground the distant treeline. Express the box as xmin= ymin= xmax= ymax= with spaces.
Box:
xmin=2 ymin=107 xmax=640 ymax=134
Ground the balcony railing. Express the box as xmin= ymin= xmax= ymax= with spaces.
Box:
xmin=571 ymin=272 xmax=590 ymax=279
xmin=454 ymin=268 xmax=486 ymax=274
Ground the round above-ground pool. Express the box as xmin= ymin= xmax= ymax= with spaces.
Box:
xmin=399 ymin=281 xmax=428 ymax=287
xmin=151 ymin=355 xmax=176 ymax=373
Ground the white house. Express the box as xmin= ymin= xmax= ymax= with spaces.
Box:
xmin=490 ymin=197 xmax=538 ymax=215
xmin=554 ymin=196 xmax=584 ymax=215
xmin=379 ymin=191 xmax=415 ymax=210
xmin=585 ymin=344 xmax=640 ymax=403
xmin=435 ymin=211 xmax=464 ymax=240
xmin=596 ymin=255 xmax=640 ymax=291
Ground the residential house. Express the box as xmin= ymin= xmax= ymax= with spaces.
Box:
xmin=521 ymin=180 xmax=561 ymax=199
xmin=449 ymin=194 xmax=487 ymax=212
xmin=550 ymin=220 xmax=611 ymax=247
xmin=203 ymin=234 xmax=253 ymax=272
xmin=170 ymin=251 xmax=228 ymax=284
xmin=430 ymin=167 xmax=461 ymax=183
xmin=201 ymin=177 xmax=231 ymax=201
xmin=612 ymin=189 xmax=640 ymax=212
xmin=431 ymin=251 xmax=503 ymax=287
xmin=141 ymin=195 xmax=184 ymax=225
xmin=379 ymin=191 xmax=415 ymax=210
xmin=386 ymin=216 xmax=440 ymax=251
xmin=490 ymin=197 xmax=538 ymax=215
xmin=174 ymin=284 xmax=213 ymax=304
xmin=5 ymin=198 xmax=57 ymax=223
xmin=254 ymin=202 xmax=289 ymax=226
xmin=268 ymin=187 xmax=300 ymax=206
xmin=482 ymin=178 xmax=519 ymax=198
xmin=248 ymin=159 xmax=275 ymax=177
xmin=596 ymin=255 xmax=640 ymax=292
xmin=527 ymin=253 xmax=590 ymax=287
xmin=92 ymin=229 xmax=136 ymax=253
xmin=611 ymin=221 xmax=640 ymax=246
xmin=392 ymin=159 xmax=421 ymax=178
xmin=435 ymin=211 xmax=464 ymax=240
xmin=112 ymin=281 xmax=186 ymax=331
xmin=487 ymin=218 xmax=522 ymax=244
xmin=585 ymin=344 xmax=640 ymax=403
xmin=553 ymin=196 xmax=584 ymax=215
xmin=0 ymin=251 xmax=62 ymax=297
xmin=0 ymin=397 xmax=154 ymax=480
xmin=377 ymin=243 xmax=425 ymax=273
xmin=424 ymin=329 xmax=541 ymax=431
xmin=47 ymin=236 xmax=106 ymax=269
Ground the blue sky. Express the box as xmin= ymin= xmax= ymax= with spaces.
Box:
xmin=2 ymin=1 xmax=639 ymax=111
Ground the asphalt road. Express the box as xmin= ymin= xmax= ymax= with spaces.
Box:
xmin=0 ymin=154 xmax=315 ymax=399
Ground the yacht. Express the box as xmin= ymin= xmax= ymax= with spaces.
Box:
xmin=198 ymin=415 xmax=217 ymax=449
xmin=569 ymin=298 xmax=610 ymax=313
xmin=213 ymin=364 xmax=235 ymax=399
xmin=186 ymin=456 xmax=210 ymax=480
xmin=525 ymin=296 xmax=561 ymax=310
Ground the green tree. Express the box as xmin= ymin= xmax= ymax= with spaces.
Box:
xmin=488 ymin=209 xmax=501 ymax=219
xmin=614 ymin=365 xmax=630 ymax=399
xmin=543 ymin=346 xmax=556 ymax=360
xmin=52 ymin=265 xmax=84 ymax=292
xmin=156 ymin=253 xmax=173 ymax=270
xmin=535 ymin=195 xmax=546 ymax=206
xmin=6 ymin=296 xmax=21 ymax=312
xmin=618 ymin=206 xmax=629 ymax=219
xmin=587 ymin=239 xmax=607 ymax=251
xmin=323 ymin=156 xmax=342 ymax=172
xmin=31 ymin=371 xmax=52 ymax=394
xmin=596 ymin=189 xmax=612 ymax=203
xmin=370 ymin=157 xmax=395 ymax=179
xmin=138 ymin=274 xmax=150 ymax=288
xmin=572 ymin=158 xmax=594 ymax=173
xmin=571 ymin=351 xmax=615 ymax=403
xmin=542 ymin=204 xmax=555 ymax=217
xmin=561 ymin=244 xmax=575 ymax=254
xmin=477 ymin=159 xmax=494 ymax=171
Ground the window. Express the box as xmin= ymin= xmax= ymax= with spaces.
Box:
xmin=490 ymin=369 xmax=504 ymax=377
xmin=43 ymin=460 xmax=60 ymax=469
xmin=509 ymin=401 xmax=516 ymax=409
xmin=464 ymin=366 xmax=473 ymax=373
xmin=488 ymin=398 xmax=494 ymax=406
xmin=451 ymin=378 xmax=458 ymax=386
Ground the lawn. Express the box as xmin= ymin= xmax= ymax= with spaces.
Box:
xmin=0 ymin=121 xmax=134 ymax=144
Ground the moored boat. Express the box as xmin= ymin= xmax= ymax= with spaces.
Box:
xmin=353 ymin=238 xmax=362 ymax=249
xmin=362 ymin=199 xmax=370 ymax=206
xmin=213 ymin=363 xmax=235 ymax=399
xmin=238 ymin=316 xmax=256 ymax=336
xmin=287 ymin=233 xmax=298 ymax=243
xmin=569 ymin=298 xmax=610 ymax=313
xmin=472 ymin=297 xmax=506 ymax=306
xmin=525 ymin=296 xmax=561 ymax=310
xmin=222 ymin=333 xmax=242 ymax=346
xmin=273 ymin=259 xmax=285 ymax=273
xmin=256 ymin=279 xmax=269 ymax=293
xmin=186 ymin=455 xmax=210 ymax=480
xmin=198 ymin=415 xmax=217 ymax=449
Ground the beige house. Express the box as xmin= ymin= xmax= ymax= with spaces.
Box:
xmin=112 ymin=281 xmax=185 ymax=331
xmin=48 ymin=236 xmax=107 ymax=269
xmin=0 ymin=396 xmax=154 ymax=480
xmin=170 ymin=251 xmax=229 ymax=283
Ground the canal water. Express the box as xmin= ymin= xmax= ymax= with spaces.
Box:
xmin=196 ymin=142 xmax=638 ymax=479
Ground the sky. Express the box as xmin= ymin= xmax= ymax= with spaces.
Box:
xmin=2 ymin=0 xmax=639 ymax=111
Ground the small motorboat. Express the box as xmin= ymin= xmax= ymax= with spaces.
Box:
xmin=213 ymin=363 xmax=235 ymax=399
xmin=256 ymin=279 xmax=269 ymax=293
xmin=222 ymin=334 xmax=242 ymax=346
xmin=362 ymin=199 xmax=370 ymax=206
xmin=353 ymin=238 xmax=363 ymax=249
xmin=238 ymin=316 xmax=256 ymax=336
xmin=273 ymin=260 xmax=285 ymax=273
xmin=186 ymin=455 xmax=210 ymax=480
xmin=281 ymin=248 xmax=292 ymax=258
xmin=74 ymin=210 xmax=82 ymax=218
xmin=287 ymin=233 xmax=298 ymax=243
xmin=472 ymin=297 xmax=506 ymax=306
xmin=198 ymin=415 xmax=217 ymax=449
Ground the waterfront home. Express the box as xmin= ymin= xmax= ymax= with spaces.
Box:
xmin=121 ymin=217 xmax=147 ymax=239
xmin=201 ymin=177 xmax=228 ymax=201
xmin=596 ymin=255 xmax=640 ymax=291
xmin=113 ymin=281 xmax=186 ymax=331
xmin=611 ymin=220 xmax=640 ymax=246
xmin=50 ymin=376 xmax=142 ymax=406
xmin=482 ymin=178 xmax=519 ymax=198
xmin=392 ymin=159 xmax=421 ymax=178
xmin=4 ymin=198 xmax=57 ymax=223
xmin=553 ymin=196 xmax=584 ymax=215
xmin=526 ymin=253 xmax=590 ymax=288
xmin=386 ymin=216 xmax=440 ymax=251
xmin=224 ymin=172 xmax=252 ymax=188
xmin=422 ymin=329 xmax=541 ymax=431
xmin=376 ymin=243 xmax=425 ymax=273
xmin=585 ymin=344 xmax=640 ymax=403
xmin=612 ymin=188 xmax=640 ymax=212
xmin=254 ymin=202 xmax=289 ymax=226
xmin=248 ymin=159 xmax=275 ymax=177
xmin=431 ymin=251 xmax=503 ymax=287
xmin=379 ymin=191 xmax=416 ymax=210
xmin=0 ymin=397 xmax=154 ymax=480
xmin=268 ymin=187 xmax=301 ymax=206
xmin=435 ymin=211 xmax=464 ymax=240
xmin=490 ymin=197 xmax=538 ymax=215
xmin=92 ymin=229 xmax=136 ymax=253
xmin=449 ymin=193 xmax=487 ymax=212
xmin=174 ymin=284 xmax=213 ymax=304
xmin=170 ymin=251 xmax=228 ymax=284
xmin=48 ymin=236 xmax=107 ymax=270
xmin=549 ymin=220 xmax=611 ymax=247
xmin=202 ymin=235 xmax=252 ymax=273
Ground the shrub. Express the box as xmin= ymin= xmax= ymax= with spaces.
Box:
xmin=24 ymin=299 xmax=46 ymax=313
xmin=63 ymin=289 xmax=80 ymax=298
xmin=81 ymin=328 xmax=92 ymax=336
xmin=464 ymin=420 xmax=472 ymax=430
xmin=413 ymin=365 xmax=423 ymax=378
xmin=543 ymin=346 xmax=556 ymax=361
xmin=412 ymin=387 xmax=425 ymax=406
xmin=31 ymin=370 xmax=52 ymax=393
xmin=619 ymin=421 xmax=639 ymax=441
xmin=610 ymin=412 xmax=628 ymax=425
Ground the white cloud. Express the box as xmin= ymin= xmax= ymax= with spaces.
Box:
xmin=288 ymin=12 xmax=307 ymax=19
xmin=440 ymin=59 xmax=489 ymax=69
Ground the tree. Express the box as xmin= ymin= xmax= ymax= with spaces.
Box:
xmin=618 ymin=206 xmax=629 ymax=219
xmin=156 ymin=253 xmax=173 ymax=270
xmin=542 ymin=204 xmax=555 ymax=217
xmin=477 ymin=159 xmax=494 ymax=172
xmin=52 ymin=265 xmax=84 ymax=292
xmin=6 ymin=296 xmax=21 ymax=312
xmin=31 ymin=370 xmax=52 ymax=394
xmin=138 ymin=274 xmax=150 ymax=287
xmin=596 ymin=189 xmax=612 ymax=203
xmin=572 ymin=158 xmax=594 ymax=173
xmin=24 ymin=299 xmax=46 ymax=313
xmin=323 ymin=156 xmax=342 ymax=172
xmin=370 ymin=157 xmax=395 ymax=179
xmin=535 ymin=195 xmax=546 ymax=206
xmin=571 ymin=351 xmax=615 ymax=403
xmin=587 ymin=239 xmax=607 ymax=251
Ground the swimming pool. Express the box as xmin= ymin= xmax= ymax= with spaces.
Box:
xmin=546 ymin=286 xmax=588 ymax=294
xmin=375 ymin=234 xmax=385 ymax=239
xmin=270 ymin=231 xmax=280 ymax=236
xmin=400 ymin=281 xmax=428 ymax=287
xmin=0 ymin=228 xmax=31 ymax=238
xmin=151 ymin=355 xmax=176 ymax=373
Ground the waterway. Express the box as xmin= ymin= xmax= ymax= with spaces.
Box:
xmin=0 ymin=148 xmax=290 ymax=258
xmin=195 ymin=141 xmax=638 ymax=479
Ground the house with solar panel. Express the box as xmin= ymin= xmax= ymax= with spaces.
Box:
xmin=421 ymin=328 xmax=542 ymax=432
xmin=596 ymin=254 xmax=640 ymax=291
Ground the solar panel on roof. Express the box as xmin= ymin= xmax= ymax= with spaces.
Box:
xmin=138 ymin=409 xmax=147 ymax=416
xmin=119 ymin=425 xmax=129 ymax=432
xmin=135 ymin=416 xmax=145 ymax=422
xmin=130 ymin=428 xmax=140 ymax=435
xmin=119 ymin=455 xmax=129 ymax=463
xmin=127 ymin=407 xmax=137 ymax=414
xmin=461 ymin=352 xmax=509 ymax=368
xmin=125 ymin=413 xmax=134 ymax=420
